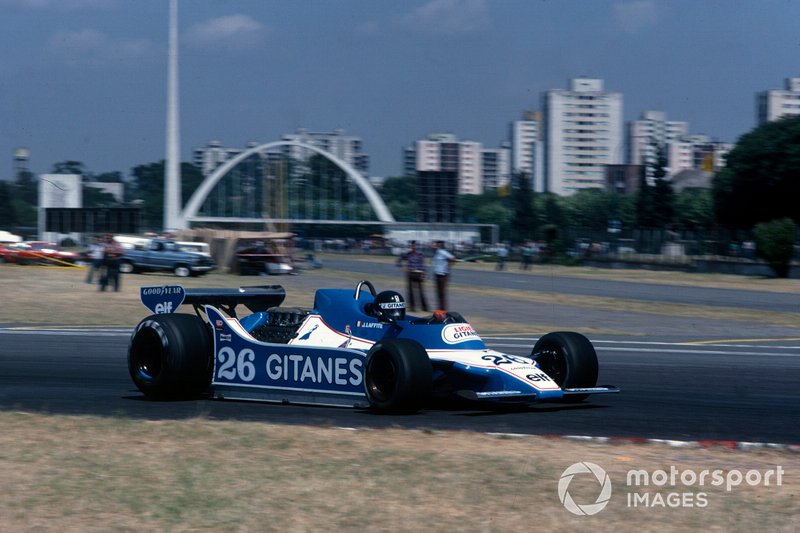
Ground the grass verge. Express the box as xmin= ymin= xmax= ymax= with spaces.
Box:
xmin=0 ymin=412 xmax=797 ymax=531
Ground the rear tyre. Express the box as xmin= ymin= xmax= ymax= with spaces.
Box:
xmin=128 ymin=313 xmax=213 ymax=400
xmin=119 ymin=260 xmax=135 ymax=274
xmin=174 ymin=264 xmax=191 ymax=277
xmin=532 ymin=332 xmax=598 ymax=402
xmin=365 ymin=339 xmax=432 ymax=413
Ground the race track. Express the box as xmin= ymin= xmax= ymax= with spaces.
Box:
xmin=1 ymin=257 xmax=798 ymax=444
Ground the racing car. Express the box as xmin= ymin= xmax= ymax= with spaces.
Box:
xmin=128 ymin=280 xmax=618 ymax=412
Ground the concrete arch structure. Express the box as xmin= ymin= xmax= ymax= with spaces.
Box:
xmin=181 ymin=141 xmax=395 ymax=226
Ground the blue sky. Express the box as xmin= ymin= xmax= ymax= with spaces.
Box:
xmin=1 ymin=0 xmax=799 ymax=180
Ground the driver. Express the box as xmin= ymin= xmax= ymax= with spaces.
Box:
xmin=372 ymin=290 xmax=406 ymax=321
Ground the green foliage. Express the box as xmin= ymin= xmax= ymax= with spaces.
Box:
xmin=11 ymin=198 xmax=36 ymax=226
xmin=475 ymin=202 xmax=511 ymax=231
xmin=51 ymin=160 xmax=87 ymax=175
xmin=753 ymin=218 xmax=797 ymax=278
xmin=0 ymin=182 xmax=17 ymax=226
xmin=561 ymin=189 xmax=613 ymax=229
xmin=510 ymin=172 xmax=536 ymax=242
xmin=536 ymin=193 xmax=565 ymax=231
xmin=713 ymin=117 xmax=800 ymax=229
xmin=637 ymin=146 xmax=674 ymax=229
xmin=673 ymin=189 xmax=715 ymax=231
xmin=82 ymin=186 xmax=121 ymax=208
xmin=93 ymin=171 xmax=124 ymax=183
xmin=129 ymin=161 xmax=166 ymax=229
xmin=129 ymin=161 xmax=205 ymax=230
xmin=380 ymin=176 xmax=417 ymax=222
xmin=15 ymin=169 xmax=37 ymax=205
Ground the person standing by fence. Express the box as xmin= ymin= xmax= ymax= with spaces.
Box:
xmin=85 ymin=236 xmax=105 ymax=284
xmin=432 ymin=240 xmax=456 ymax=311
xmin=396 ymin=240 xmax=429 ymax=312
xmin=99 ymin=234 xmax=124 ymax=292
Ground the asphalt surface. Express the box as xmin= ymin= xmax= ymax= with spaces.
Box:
xmin=1 ymin=257 xmax=799 ymax=444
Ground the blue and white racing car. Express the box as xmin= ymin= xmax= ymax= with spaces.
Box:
xmin=128 ymin=280 xmax=618 ymax=412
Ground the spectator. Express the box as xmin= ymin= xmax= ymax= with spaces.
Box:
xmin=496 ymin=244 xmax=508 ymax=271
xmin=99 ymin=234 xmax=124 ymax=292
xmin=520 ymin=242 xmax=533 ymax=270
xmin=85 ymin=236 xmax=105 ymax=284
xmin=396 ymin=240 xmax=428 ymax=312
xmin=432 ymin=240 xmax=456 ymax=311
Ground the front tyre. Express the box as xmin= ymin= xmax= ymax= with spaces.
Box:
xmin=532 ymin=332 xmax=598 ymax=402
xmin=128 ymin=313 xmax=213 ymax=400
xmin=365 ymin=339 xmax=432 ymax=413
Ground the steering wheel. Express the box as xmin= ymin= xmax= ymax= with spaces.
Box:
xmin=354 ymin=280 xmax=377 ymax=300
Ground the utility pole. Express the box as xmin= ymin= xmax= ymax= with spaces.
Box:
xmin=164 ymin=0 xmax=184 ymax=230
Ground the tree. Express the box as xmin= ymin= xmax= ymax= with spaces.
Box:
xmin=130 ymin=161 xmax=166 ymax=228
xmin=0 ymin=182 xmax=17 ymax=226
xmin=510 ymin=172 xmax=536 ymax=242
xmin=713 ymin=116 xmax=800 ymax=229
xmin=83 ymin=186 xmax=121 ymax=208
xmin=561 ymin=189 xmax=613 ymax=229
xmin=15 ymin=169 xmax=37 ymax=205
xmin=673 ymin=189 xmax=715 ymax=231
xmin=129 ymin=161 xmax=205 ymax=230
xmin=51 ymin=160 xmax=86 ymax=175
xmin=637 ymin=145 xmax=673 ymax=228
xmin=380 ymin=176 xmax=417 ymax=222
xmin=753 ymin=218 xmax=797 ymax=278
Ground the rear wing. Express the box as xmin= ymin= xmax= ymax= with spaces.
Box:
xmin=141 ymin=285 xmax=285 ymax=318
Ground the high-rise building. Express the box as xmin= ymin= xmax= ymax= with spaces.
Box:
xmin=542 ymin=77 xmax=623 ymax=195
xmin=481 ymin=146 xmax=511 ymax=191
xmin=509 ymin=111 xmax=543 ymax=191
xmin=757 ymin=76 xmax=800 ymax=125
xmin=405 ymin=133 xmax=485 ymax=194
xmin=627 ymin=110 xmax=689 ymax=178
xmin=667 ymin=135 xmax=732 ymax=176
xmin=192 ymin=140 xmax=246 ymax=177
xmin=281 ymin=128 xmax=369 ymax=177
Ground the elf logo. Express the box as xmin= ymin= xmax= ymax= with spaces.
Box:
xmin=155 ymin=301 xmax=174 ymax=314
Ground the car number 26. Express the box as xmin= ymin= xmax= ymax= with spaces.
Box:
xmin=216 ymin=347 xmax=256 ymax=382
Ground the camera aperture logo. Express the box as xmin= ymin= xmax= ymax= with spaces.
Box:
xmin=558 ymin=462 xmax=612 ymax=516
xmin=558 ymin=461 xmax=785 ymax=514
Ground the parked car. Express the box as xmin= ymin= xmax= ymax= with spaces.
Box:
xmin=119 ymin=239 xmax=216 ymax=277
xmin=235 ymin=242 xmax=294 ymax=275
xmin=0 ymin=241 xmax=78 ymax=265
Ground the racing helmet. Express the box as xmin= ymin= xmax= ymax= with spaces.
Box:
xmin=373 ymin=290 xmax=406 ymax=321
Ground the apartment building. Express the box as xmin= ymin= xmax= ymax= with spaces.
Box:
xmin=509 ymin=111 xmax=543 ymax=191
xmin=757 ymin=76 xmax=800 ymax=125
xmin=405 ymin=133 xmax=485 ymax=195
xmin=542 ymin=77 xmax=623 ymax=195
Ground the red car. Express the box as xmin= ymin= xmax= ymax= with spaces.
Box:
xmin=0 ymin=242 xmax=78 ymax=265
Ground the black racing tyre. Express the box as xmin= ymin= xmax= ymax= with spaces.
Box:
xmin=364 ymin=339 xmax=432 ymax=413
xmin=532 ymin=332 xmax=598 ymax=402
xmin=128 ymin=313 xmax=213 ymax=400
xmin=119 ymin=260 xmax=135 ymax=274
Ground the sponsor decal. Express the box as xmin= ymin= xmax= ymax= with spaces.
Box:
xmin=379 ymin=302 xmax=405 ymax=309
xmin=215 ymin=319 xmax=224 ymax=331
xmin=298 ymin=324 xmax=319 ymax=340
xmin=441 ymin=324 xmax=480 ymax=344
xmin=140 ymin=285 xmax=185 ymax=315
xmin=219 ymin=333 xmax=232 ymax=342
xmin=356 ymin=320 xmax=384 ymax=329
